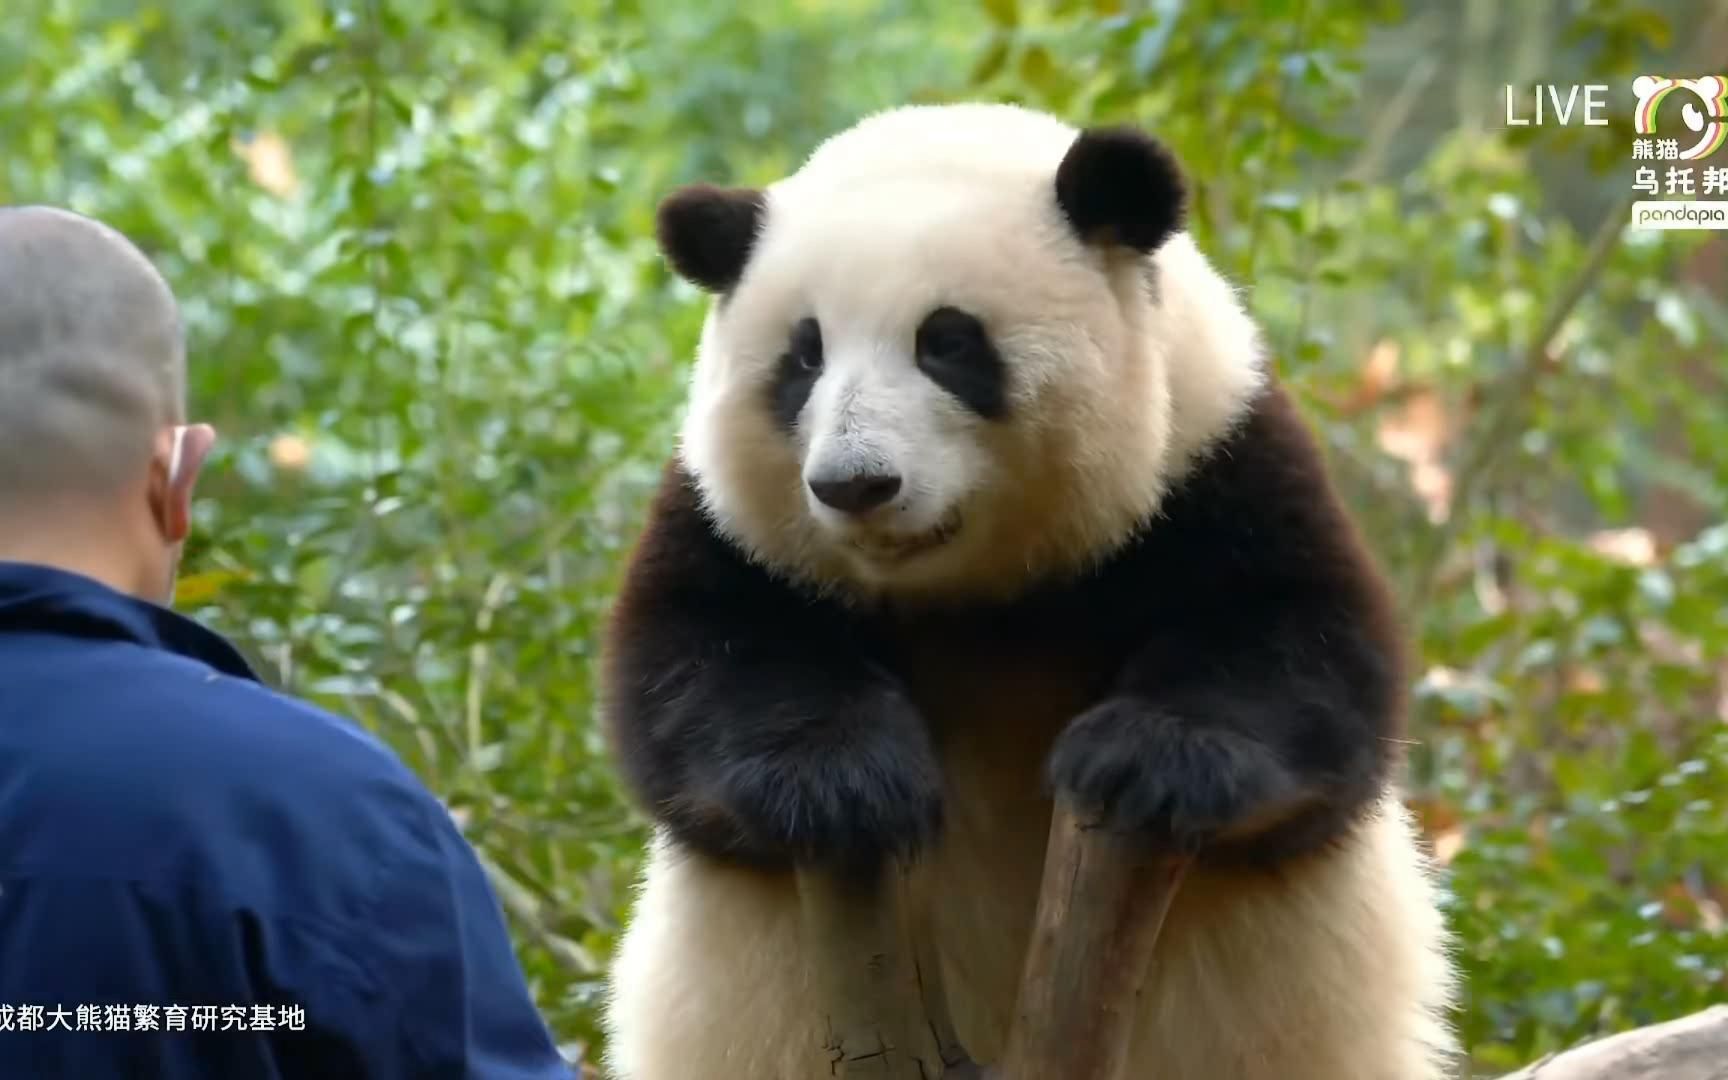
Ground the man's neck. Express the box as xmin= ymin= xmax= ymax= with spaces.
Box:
xmin=0 ymin=529 xmax=150 ymax=602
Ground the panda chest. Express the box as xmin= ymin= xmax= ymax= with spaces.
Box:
xmin=881 ymin=617 xmax=1119 ymax=776
xmin=880 ymin=618 xmax=1118 ymax=933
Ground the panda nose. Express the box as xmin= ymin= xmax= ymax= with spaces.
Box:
xmin=808 ymin=471 xmax=903 ymax=514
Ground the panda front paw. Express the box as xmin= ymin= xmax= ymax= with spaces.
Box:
xmin=1046 ymin=697 xmax=1301 ymax=854
xmin=705 ymin=683 xmax=944 ymax=872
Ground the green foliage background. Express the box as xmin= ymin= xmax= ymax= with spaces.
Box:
xmin=4 ymin=0 xmax=1725 ymax=1074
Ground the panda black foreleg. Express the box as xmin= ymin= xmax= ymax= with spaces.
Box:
xmin=603 ymin=465 xmax=948 ymax=878
xmin=608 ymin=609 xmax=955 ymax=1073
xmin=989 ymin=605 xmax=1392 ymax=1078
xmin=1044 ymin=601 xmax=1394 ymax=863
xmin=608 ymin=614 xmax=953 ymax=1073
xmin=1045 ymin=695 xmax=1320 ymax=857
xmin=614 ymin=650 xmax=946 ymax=875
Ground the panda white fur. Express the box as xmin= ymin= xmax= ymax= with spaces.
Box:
xmin=598 ymin=102 xmax=1459 ymax=1079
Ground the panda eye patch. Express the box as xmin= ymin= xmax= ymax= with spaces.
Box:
xmin=767 ymin=316 xmax=824 ymax=432
xmin=916 ymin=306 xmax=1007 ymax=420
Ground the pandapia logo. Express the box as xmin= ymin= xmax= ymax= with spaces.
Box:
xmin=1632 ymin=75 xmax=1728 ymax=161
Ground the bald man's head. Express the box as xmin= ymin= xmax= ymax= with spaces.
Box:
xmin=0 ymin=206 xmax=187 ymax=501
xmin=0 ymin=206 xmax=217 ymax=605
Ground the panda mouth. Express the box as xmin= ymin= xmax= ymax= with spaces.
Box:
xmin=851 ymin=511 xmax=962 ymax=561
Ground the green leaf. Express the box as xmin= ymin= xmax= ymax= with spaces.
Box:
xmin=970 ymin=35 xmax=1010 ymax=86
xmin=1019 ymin=45 xmax=1060 ymax=99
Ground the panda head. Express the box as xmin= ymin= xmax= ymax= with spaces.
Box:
xmin=661 ymin=103 xmax=1265 ymax=605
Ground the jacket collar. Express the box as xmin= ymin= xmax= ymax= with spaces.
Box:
xmin=0 ymin=560 xmax=259 ymax=682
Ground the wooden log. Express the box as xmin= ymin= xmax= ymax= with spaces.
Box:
xmin=903 ymin=866 xmax=976 ymax=1074
xmin=1494 ymin=1005 xmax=1728 ymax=1080
xmin=793 ymin=811 xmax=1728 ymax=1080
xmin=995 ymin=800 xmax=1190 ymax=1080
xmin=797 ymin=863 xmax=943 ymax=1079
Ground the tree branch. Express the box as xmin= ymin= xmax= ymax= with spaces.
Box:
xmin=797 ymin=832 xmax=1724 ymax=1080
xmin=1494 ymin=1006 xmax=1728 ymax=1080
xmin=903 ymin=868 xmax=975 ymax=1073
xmin=797 ymin=864 xmax=943 ymax=1079
xmin=995 ymin=801 xmax=1190 ymax=1080
xmin=1404 ymin=185 xmax=1633 ymax=614
xmin=796 ymin=799 xmax=1189 ymax=1080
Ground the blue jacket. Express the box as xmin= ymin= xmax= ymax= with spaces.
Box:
xmin=0 ymin=561 xmax=575 ymax=1079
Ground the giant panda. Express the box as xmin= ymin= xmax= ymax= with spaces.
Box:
xmin=598 ymin=101 xmax=1459 ymax=1079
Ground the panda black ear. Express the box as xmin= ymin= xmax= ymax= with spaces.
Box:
xmin=1054 ymin=126 xmax=1187 ymax=254
xmin=655 ymin=184 xmax=767 ymax=293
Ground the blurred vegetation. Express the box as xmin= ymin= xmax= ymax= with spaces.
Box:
xmin=4 ymin=0 xmax=1725 ymax=1074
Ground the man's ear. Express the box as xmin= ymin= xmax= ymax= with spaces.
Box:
xmin=151 ymin=423 xmax=216 ymax=543
xmin=656 ymin=184 xmax=766 ymax=293
xmin=1054 ymin=125 xmax=1187 ymax=254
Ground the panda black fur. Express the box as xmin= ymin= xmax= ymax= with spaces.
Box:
xmin=600 ymin=102 xmax=1459 ymax=1079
